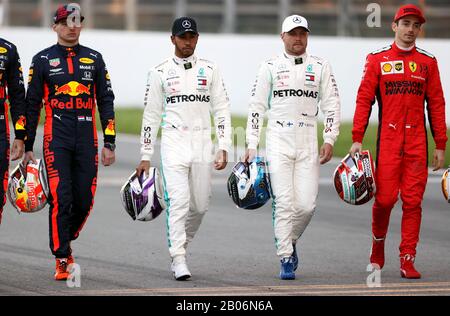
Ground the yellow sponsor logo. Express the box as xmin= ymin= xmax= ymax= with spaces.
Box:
xmin=15 ymin=116 xmax=26 ymax=131
xmin=382 ymin=63 xmax=392 ymax=73
xmin=409 ymin=61 xmax=417 ymax=73
xmin=55 ymin=81 xmax=91 ymax=96
xmin=105 ymin=119 xmax=116 ymax=136
xmin=394 ymin=62 xmax=403 ymax=71
xmin=0 ymin=47 xmax=7 ymax=54
xmin=106 ymin=72 xmax=110 ymax=80
xmin=79 ymin=57 xmax=94 ymax=64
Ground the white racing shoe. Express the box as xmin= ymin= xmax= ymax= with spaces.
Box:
xmin=171 ymin=258 xmax=192 ymax=281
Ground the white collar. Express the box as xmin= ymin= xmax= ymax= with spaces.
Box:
xmin=283 ymin=51 xmax=308 ymax=65
xmin=173 ymin=54 xmax=197 ymax=67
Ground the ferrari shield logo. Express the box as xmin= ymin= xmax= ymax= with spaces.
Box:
xmin=409 ymin=61 xmax=417 ymax=73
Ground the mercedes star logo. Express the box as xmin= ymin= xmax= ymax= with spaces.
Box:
xmin=293 ymin=16 xmax=301 ymax=23
xmin=182 ymin=20 xmax=191 ymax=28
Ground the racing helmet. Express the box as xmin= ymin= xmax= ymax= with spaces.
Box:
xmin=441 ymin=167 xmax=450 ymax=203
xmin=120 ymin=168 xmax=166 ymax=221
xmin=333 ymin=150 xmax=376 ymax=205
xmin=7 ymin=159 xmax=49 ymax=213
xmin=227 ymin=157 xmax=272 ymax=210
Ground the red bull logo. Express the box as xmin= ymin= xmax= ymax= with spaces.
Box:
xmin=105 ymin=119 xmax=116 ymax=136
xmin=15 ymin=116 xmax=26 ymax=131
xmin=55 ymin=81 xmax=91 ymax=97
xmin=50 ymin=98 xmax=94 ymax=110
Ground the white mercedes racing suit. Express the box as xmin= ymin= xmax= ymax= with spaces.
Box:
xmin=140 ymin=55 xmax=231 ymax=260
xmin=246 ymin=52 xmax=340 ymax=259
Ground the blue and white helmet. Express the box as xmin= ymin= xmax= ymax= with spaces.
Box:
xmin=227 ymin=157 xmax=272 ymax=210
xmin=120 ymin=168 xmax=166 ymax=221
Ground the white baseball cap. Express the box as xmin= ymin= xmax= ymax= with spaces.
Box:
xmin=281 ymin=15 xmax=310 ymax=33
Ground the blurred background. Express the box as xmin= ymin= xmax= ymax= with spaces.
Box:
xmin=1 ymin=0 xmax=449 ymax=159
xmin=1 ymin=0 xmax=449 ymax=37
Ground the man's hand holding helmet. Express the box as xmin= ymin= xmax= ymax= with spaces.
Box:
xmin=241 ymin=148 xmax=257 ymax=164
xmin=349 ymin=142 xmax=362 ymax=158
xmin=11 ymin=139 xmax=25 ymax=161
xmin=136 ymin=160 xmax=151 ymax=177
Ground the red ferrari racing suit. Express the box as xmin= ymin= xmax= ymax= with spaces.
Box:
xmin=352 ymin=42 xmax=447 ymax=256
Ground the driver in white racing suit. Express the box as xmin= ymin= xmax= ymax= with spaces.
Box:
xmin=243 ymin=15 xmax=341 ymax=280
xmin=136 ymin=17 xmax=231 ymax=281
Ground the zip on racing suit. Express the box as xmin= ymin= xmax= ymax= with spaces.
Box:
xmin=140 ymin=55 xmax=231 ymax=260
xmin=0 ymin=38 xmax=27 ymax=224
xmin=352 ymin=42 xmax=447 ymax=257
xmin=246 ymin=52 xmax=341 ymax=259
xmin=25 ymin=43 xmax=115 ymax=258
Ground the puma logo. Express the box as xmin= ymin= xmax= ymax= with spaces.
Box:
xmin=54 ymin=114 xmax=62 ymax=121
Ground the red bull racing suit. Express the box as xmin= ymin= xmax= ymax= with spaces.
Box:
xmin=0 ymin=38 xmax=27 ymax=224
xmin=246 ymin=52 xmax=341 ymax=259
xmin=25 ymin=43 xmax=115 ymax=258
xmin=352 ymin=42 xmax=447 ymax=256
xmin=140 ymin=55 xmax=231 ymax=260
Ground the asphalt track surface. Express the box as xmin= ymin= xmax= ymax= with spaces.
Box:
xmin=1 ymin=130 xmax=449 ymax=296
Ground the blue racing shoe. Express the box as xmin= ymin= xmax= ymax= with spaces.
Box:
xmin=292 ymin=243 xmax=298 ymax=271
xmin=280 ymin=257 xmax=295 ymax=280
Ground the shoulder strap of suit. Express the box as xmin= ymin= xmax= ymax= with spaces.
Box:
xmin=370 ymin=45 xmax=391 ymax=55
xmin=416 ymin=47 xmax=435 ymax=59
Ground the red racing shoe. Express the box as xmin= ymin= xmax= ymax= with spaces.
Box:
xmin=54 ymin=258 xmax=70 ymax=281
xmin=400 ymin=254 xmax=421 ymax=279
xmin=369 ymin=236 xmax=385 ymax=269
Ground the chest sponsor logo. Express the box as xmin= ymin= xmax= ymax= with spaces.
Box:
xmin=0 ymin=47 xmax=7 ymax=54
xmin=49 ymin=58 xmax=60 ymax=67
xmin=198 ymin=78 xmax=207 ymax=86
xmin=55 ymin=81 xmax=91 ymax=96
xmin=273 ymin=89 xmax=318 ymax=99
xmin=79 ymin=57 xmax=94 ymax=64
xmin=305 ymin=74 xmax=315 ymax=82
xmin=83 ymin=71 xmax=93 ymax=81
xmin=50 ymin=68 xmax=63 ymax=73
xmin=381 ymin=61 xmax=404 ymax=75
xmin=80 ymin=65 xmax=94 ymax=70
xmin=384 ymin=81 xmax=424 ymax=96
xmin=166 ymin=94 xmax=210 ymax=104
xmin=409 ymin=61 xmax=417 ymax=73
xmin=168 ymin=69 xmax=177 ymax=77
xmin=394 ymin=62 xmax=403 ymax=72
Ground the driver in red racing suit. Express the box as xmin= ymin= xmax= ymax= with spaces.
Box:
xmin=350 ymin=4 xmax=447 ymax=279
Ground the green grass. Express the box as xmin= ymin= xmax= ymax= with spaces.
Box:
xmin=41 ymin=107 xmax=450 ymax=164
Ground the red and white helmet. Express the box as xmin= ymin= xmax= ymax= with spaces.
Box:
xmin=441 ymin=167 xmax=450 ymax=203
xmin=7 ymin=159 xmax=49 ymax=213
xmin=333 ymin=150 xmax=376 ymax=205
